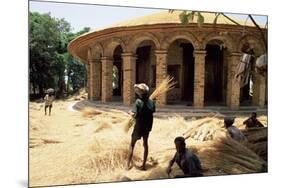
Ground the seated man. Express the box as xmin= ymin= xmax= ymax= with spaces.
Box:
xmin=243 ymin=112 xmax=264 ymax=129
xmin=224 ymin=117 xmax=247 ymax=142
xmin=166 ymin=137 xmax=203 ymax=178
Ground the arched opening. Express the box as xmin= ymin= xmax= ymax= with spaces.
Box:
xmin=135 ymin=40 xmax=156 ymax=90
xmin=182 ymin=43 xmax=194 ymax=104
xmin=239 ymin=42 xmax=254 ymax=106
xmin=238 ymin=38 xmax=267 ymax=107
xmin=204 ymin=40 xmax=226 ymax=105
xmin=167 ymin=39 xmax=194 ymax=105
xmin=113 ymin=45 xmax=123 ymax=99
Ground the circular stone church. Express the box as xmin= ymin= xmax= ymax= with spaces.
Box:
xmin=68 ymin=11 xmax=267 ymax=109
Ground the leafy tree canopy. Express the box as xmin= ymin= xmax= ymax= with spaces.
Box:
xmin=30 ymin=12 xmax=89 ymax=98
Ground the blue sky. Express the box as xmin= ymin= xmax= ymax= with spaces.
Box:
xmin=29 ymin=0 xmax=267 ymax=32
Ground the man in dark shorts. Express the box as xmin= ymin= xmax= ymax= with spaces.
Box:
xmin=44 ymin=93 xmax=55 ymax=116
xmin=166 ymin=136 xmax=203 ymax=178
xmin=243 ymin=112 xmax=264 ymax=129
xmin=126 ymin=83 xmax=155 ymax=171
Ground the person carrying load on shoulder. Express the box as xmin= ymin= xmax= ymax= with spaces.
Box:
xmin=126 ymin=83 xmax=155 ymax=171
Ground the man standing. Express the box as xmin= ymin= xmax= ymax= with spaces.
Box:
xmin=44 ymin=92 xmax=55 ymax=116
xmin=126 ymin=83 xmax=155 ymax=171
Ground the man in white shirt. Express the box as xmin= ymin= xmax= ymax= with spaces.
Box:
xmin=224 ymin=117 xmax=247 ymax=142
xmin=44 ymin=93 xmax=55 ymax=116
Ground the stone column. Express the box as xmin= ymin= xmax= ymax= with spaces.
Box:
xmin=88 ymin=60 xmax=94 ymax=100
xmin=222 ymin=49 xmax=229 ymax=104
xmin=90 ymin=59 xmax=101 ymax=100
xmin=122 ymin=52 xmax=136 ymax=105
xmin=86 ymin=62 xmax=91 ymax=100
xmin=193 ymin=50 xmax=206 ymax=108
xmin=87 ymin=49 xmax=92 ymax=100
xmin=227 ymin=52 xmax=242 ymax=109
xmin=101 ymin=56 xmax=113 ymax=102
xmin=252 ymin=73 xmax=266 ymax=107
xmin=155 ymin=50 xmax=168 ymax=107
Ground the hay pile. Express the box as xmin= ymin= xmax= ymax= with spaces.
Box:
xmin=243 ymin=127 xmax=268 ymax=161
xmin=81 ymin=107 xmax=130 ymax=132
xmin=165 ymin=114 xmax=227 ymax=142
xmin=69 ymin=123 xmax=143 ymax=184
xmin=180 ymin=115 xmax=226 ymax=141
xmin=81 ymin=107 xmax=103 ymax=118
xmin=197 ymin=136 xmax=267 ymax=175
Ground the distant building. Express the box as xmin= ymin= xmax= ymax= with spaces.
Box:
xmin=68 ymin=11 xmax=267 ymax=109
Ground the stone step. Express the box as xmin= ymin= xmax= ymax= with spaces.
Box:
xmin=73 ymin=100 xmax=267 ymax=118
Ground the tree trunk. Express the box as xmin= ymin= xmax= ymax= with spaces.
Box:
xmin=39 ymin=84 xmax=44 ymax=98
xmin=32 ymin=81 xmax=36 ymax=95
xmin=57 ymin=77 xmax=65 ymax=98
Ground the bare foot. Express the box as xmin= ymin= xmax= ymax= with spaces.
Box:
xmin=140 ymin=165 xmax=146 ymax=171
xmin=125 ymin=165 xmax=132 ymax=171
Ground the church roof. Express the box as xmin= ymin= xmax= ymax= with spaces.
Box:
xmin=97 ymin=10 xmax=265 ymax=30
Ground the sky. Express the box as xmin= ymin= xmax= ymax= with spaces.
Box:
xmin=29 ymin=0 xmax=268 ymax=33
xmin=29 ymin=1 xmax=161 ymax=32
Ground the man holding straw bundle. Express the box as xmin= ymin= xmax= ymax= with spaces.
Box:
xmin=126 ymin=83 xmax=156 ymax=171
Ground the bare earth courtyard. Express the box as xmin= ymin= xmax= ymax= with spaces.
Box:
xmin=29 ymin=99 xmax=267 ymax=187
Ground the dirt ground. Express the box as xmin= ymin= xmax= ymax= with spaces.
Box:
xmin=29 ymin=99 xmax=268 ymax=187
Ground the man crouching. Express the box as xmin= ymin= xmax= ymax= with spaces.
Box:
xmin=166 ymin=136 xmax=203 ymax=178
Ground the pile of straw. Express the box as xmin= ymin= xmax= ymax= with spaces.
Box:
xmin=198 ymin=136 xmax=267 ymax=174
xmin=81 ymin=107 xmax=103 ymax=118
xmin=70 ymin=129 xmax=143 ymax=184
xmin=182 ymin=115 xmax=226 ymax=141
xmin=243 ymin=127 xmax=268 ymax=161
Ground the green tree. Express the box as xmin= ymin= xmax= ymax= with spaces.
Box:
xmin=30 ymin=12 xmax=71 ymax=97
xmin=65 ymin=53 xmax=87 ymax=93
xmin=65 ymin=27 xmax=90 ymax=94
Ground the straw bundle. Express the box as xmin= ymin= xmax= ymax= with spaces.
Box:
xmin=149 ymin=75 xmax=177 ymax=100
xmin=124 ymin=75 xmax=177 ymax=132
xmin=123 ymin=116 xmax=136 ymax=132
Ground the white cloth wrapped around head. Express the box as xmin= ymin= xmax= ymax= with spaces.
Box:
xmin=134 ymin=83 xmax=149 ymax=97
